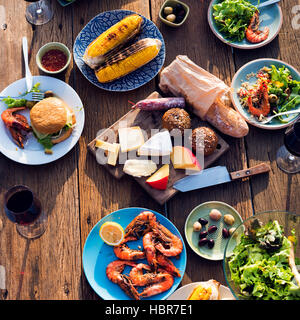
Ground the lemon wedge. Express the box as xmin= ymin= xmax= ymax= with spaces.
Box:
xmin=99 ymin=221 xmax=124 ymax=246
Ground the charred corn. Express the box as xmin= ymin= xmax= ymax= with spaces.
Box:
xmin=95 ymin=38 xmax=162 ymax=83
xmin=83 ymin=14 xmax=143 ymax=69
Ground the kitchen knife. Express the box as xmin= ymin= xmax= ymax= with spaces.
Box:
xmin=22 ymin=37 xmax=33 ymax=92
xmin=173 ymin=163 xmax=271 ymax=192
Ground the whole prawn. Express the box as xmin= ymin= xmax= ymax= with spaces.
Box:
xmin=152 ymin=222 xmax=183 ymax=257
xmin=248 ymin=81 xmax=271 ymax=117
xmin=113 ymin=241 xmax=145 ymax=260
xmin=124 ymin=211 xmax=157 ymax=240
xmin=143 ymin=232 xmax=158 ymax=271
xmin=129 ymin=263 xmax=158 ymax=286
xmin=106 ymin=260 xmax=140 ymax=300
xmin=139 ymin=272 xmax=174 ymax=298
xmin=156 ymin=252 xmax=181 ymax=278
xmin=1 ymin=107 xmax=31 ymax=148
xmin=246 ymin=11 xmax=269 ymax=44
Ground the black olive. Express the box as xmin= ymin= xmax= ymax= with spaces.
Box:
xmin=208 ymin=225 xmax=218 ymax=234
xmin=222 ymin=228 xmax=230 ymax=238
xmin=198 ymin=218 xmax=208 ymax=226
xmin=198 ymin=238 xmax=208 ymax=246
xmin=207 ymin=239 xmax=215 ymax=249
xmin=199 ymin=231 xmax=208 ymax=239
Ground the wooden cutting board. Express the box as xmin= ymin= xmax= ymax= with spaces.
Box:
xmin=88 ymin=92 xmax=229 ymax=205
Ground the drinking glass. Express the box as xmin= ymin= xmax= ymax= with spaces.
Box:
xmin=276 ymin=119 xmax=300 ymax=173
xmin=25 ymin=0 xmax=53 ymax=26
xmin=4 ymin=185 xmax=47 ymax=239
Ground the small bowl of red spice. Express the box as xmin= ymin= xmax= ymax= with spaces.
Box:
xmin=36 ymin=42 xmax=71 ymax=74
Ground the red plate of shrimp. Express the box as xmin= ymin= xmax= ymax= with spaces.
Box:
xmin=82 ymin=207 xmax=187 ymax=300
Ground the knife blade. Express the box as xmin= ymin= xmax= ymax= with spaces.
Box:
xmin=22 ymin=37 xmax=33 ymax=92
xmin=173 ymin=163 xmax=271 ymax=192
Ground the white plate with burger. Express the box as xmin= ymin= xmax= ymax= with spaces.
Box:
xmin=167 ymin=280 xmax=235 ymax=300
xmin=0 ymin=76 xmax=84 ymax=165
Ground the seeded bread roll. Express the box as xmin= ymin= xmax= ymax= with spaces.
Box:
xmin=162 ymin=108 xmax=191 ymax=134
xmin=190 ymin=127 xmax=218 ymax=156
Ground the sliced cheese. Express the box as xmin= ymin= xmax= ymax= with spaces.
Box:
xmin=138 ymin=131 xmax=172 ymax=156
xmin=95 ymin=140 xmax=120 ymax=166
xmin=107 ymin=143 xmax=120 ymax=166
xmin=118 ymin=127 xmax=145 ymax=152
xmin=123 ymin=159 xmax=157 ymax=177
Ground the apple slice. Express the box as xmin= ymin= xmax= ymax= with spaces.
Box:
xmin=146 ymin=164 xmax=170 ymax=190
xmin=171 ymin=146 xmax=201 ymax=171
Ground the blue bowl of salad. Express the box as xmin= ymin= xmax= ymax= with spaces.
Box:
xmin=223 ymin=211 xmax=300 ymax=300
xmin=208 ymin=0 xmax=283 ymax=49
xmin=230 ymin=58 xmax=300 ymax=130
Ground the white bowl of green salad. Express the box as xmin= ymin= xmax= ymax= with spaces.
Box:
xmin=223 ymin=211 xmax=300 ymax=300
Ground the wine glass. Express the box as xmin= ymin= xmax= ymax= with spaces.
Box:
xmin=25 ymin=0 xmax=53 ymax=26
xmin=276 ymin=119 xmax=300 ymax=173
xmin=3 ymin=185 xmax=48 ymax=239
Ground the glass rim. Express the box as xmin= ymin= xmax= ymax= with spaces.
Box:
xmin=4 ymin=185 xmax=34 ymax=215
xmin=222 ymin=210 xmax=300 ymax=300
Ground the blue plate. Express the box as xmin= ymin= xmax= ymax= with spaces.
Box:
xmin=231 ymin=58 xmax=300 ymax=130
xmin=82 ymin=207 xmax=187 ymax=300
xmin=208 ymin=0 xmax=283 ymax=49
xmin=73 ymin=10 xmax=166 ymax=92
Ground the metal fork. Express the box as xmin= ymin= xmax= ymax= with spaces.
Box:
xmin=260 ymin=109 xmax=300 ymax=124
xmin=0 ymin=91 xmax=45 ymax=102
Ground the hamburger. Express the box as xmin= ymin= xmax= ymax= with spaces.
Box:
xmin=30 ymin=97 xmax=76 ymax=153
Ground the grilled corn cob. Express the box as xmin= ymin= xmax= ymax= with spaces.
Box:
xmin=83 ymin=14 xmax=143 ymax=69
xmin=95 ymin=38 xmax=162 ymax=83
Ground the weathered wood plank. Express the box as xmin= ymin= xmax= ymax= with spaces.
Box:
xmin=72 ymin=0 xmax=164 ymax=299
xmin=0 ymin=1 xmax=81 ymax=299
xmin=233 ymin=0 xmax=300 ymax=214
xmin=150 ymin=0 xmax=253 ymax=286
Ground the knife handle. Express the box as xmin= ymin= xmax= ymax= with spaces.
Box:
xmin=230 ymin=163 xmax=271 ymax=180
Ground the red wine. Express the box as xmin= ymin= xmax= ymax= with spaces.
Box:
xmin=4 ymin=186 xmax=42 ymax=225
xmin=284 ymin=121 xmax=300 ymax=157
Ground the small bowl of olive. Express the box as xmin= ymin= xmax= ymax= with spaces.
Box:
xmin=159 ymin=0 xmax=190 ymax=27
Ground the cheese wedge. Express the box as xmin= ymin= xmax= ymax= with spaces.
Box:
xmin=95 ymin=140 xmax=120 ymax=166
xmin=138 ymin=131 xmax=172 ymax=156
xmin=123 ymin=159 xmax=157 ymax=177
xmin=118 ymin=127 xmax=145 ymax=152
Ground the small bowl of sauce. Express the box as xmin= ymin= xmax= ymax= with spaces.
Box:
xmin=36 ymin=42 xmax=71 ymax=74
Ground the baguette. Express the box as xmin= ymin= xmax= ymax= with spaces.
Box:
xmin=204 ymin=98 xmax=249 ymax=138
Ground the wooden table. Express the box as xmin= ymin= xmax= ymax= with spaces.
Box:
xmin=0 ymin=0 xmax=299 ymax=300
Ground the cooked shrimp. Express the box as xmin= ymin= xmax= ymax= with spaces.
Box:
xmin=156 ymin=252 xmax=181 ymax=277
xmin=113 ymin=243 xmax=145 ymax=260
xmin=143 ymin=232 xmax=158 ymax=270
xmin=248 ymin=81 xmax=271 ymax=117
xmin=106 ymin=260 xmax=140 ymax=300
xmin=125 ymin=211 xmax=157 ymax=239
xmin=1 ymin=107 xmax=31 ymax=148
xmin=139 ymin=272 xmax=174 ymax=298
xmin=129 ymin=263 xmax=159 ymax=286
xmin=152 ymin=222 xmax=183 ymax=257
xmin=246 ymin=11 xmax=269 ymax=44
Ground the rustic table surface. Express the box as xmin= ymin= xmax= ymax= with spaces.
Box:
xmin=0 ymin=0 xmax=299 ymax=300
